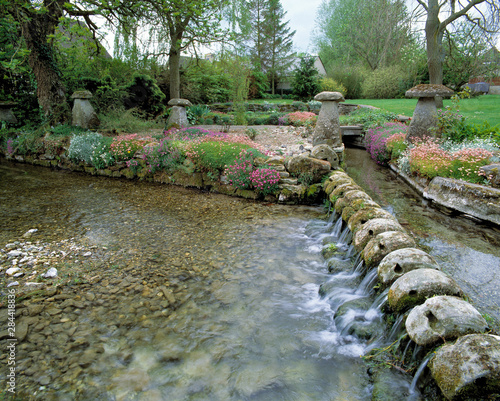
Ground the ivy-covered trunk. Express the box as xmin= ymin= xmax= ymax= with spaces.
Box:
xmin=22 ymin=11 xmax=69 ymax=124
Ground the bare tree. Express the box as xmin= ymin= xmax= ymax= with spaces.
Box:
xmin=413 ymin=0 xmax=500 ymax=84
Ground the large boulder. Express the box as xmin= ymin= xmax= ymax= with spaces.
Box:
xmin=353 ymin=219 xmax=406 ymax=253
xmin=377 ymin=248 xmax=440 ymax=289
xmin=429 ymin=334 xmax=500 ymax=400
xmin=388 ymin=269 xmax=463 ymax=312
xmin=286 ymin=155 xmax=331 ymax=182
xmin=362 ymin=231 xmax=417 ymax=268
xmin=406 ymin=296 xmax=488 ymax=346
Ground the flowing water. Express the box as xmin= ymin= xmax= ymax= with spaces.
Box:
xmin=345 ymin=147 xmax=500 ymax=323
xmin=1 ymin=160 xmax=374 ymax=400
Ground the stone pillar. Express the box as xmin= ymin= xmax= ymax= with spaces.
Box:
xmin=0 ymin=101 xmax=18 ymax=124
xmin=167 ymin=98 xmax=192 ymax=129
xmin=71 ymin=90 xmax=99 ymax=129
xmin=312 ymin=91 xmax=345 ymax=163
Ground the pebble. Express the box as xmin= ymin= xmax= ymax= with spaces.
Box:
xmin=7 ymin=281 xmax=19 ymax=287
xmin=6 ymin=267 xmax=21 ymax=275
xmin=42 ymin=267 xmax=58 ymax=278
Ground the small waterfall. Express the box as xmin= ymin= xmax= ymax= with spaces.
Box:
xmin=331 ymin=216 xmax=343 ymax=238
xmin=402 ymin=339 xmax=413 ymax=362
xmin=409 ymin=353 xmax=433 ymax=394
xmin=338 ymin=225 xmax=352 ymax=246
xmin=370 ymin=288 xmax=389 ymax=311
xmin=386 ymin=314 xmax=405 ymax=343
xmin=355 ymin=268 xmax=378 ymax=296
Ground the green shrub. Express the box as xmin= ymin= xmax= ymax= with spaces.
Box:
xmin=320 ymin=78 xmax=347 ymax=96
xmin=187 ymin=105 xmax=210 ymax=124
xmin=292 ymin=56 xmax=321 ymax=100
xmin=123 ymin=74 xmax=166 ymax=118
xmin=362 ymin=66 xmax=405 ymax=99
xmin=292 ymin=101 xmax=308 ymax=111
xmin=330 ymin=66 xmax=365 ymax=99
xmin=98 ymin=108 xmax=162 ymax=133
xmin=50 ymin=124 xmax=88 ymax=137
xmin=186 ymin=140 xmax=251 ymax=173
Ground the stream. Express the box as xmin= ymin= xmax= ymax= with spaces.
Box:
xmin=1 ymin=146 xmax=499 ymax=400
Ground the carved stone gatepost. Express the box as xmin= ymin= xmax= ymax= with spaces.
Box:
xmin=0 ymin=101 xmax=18 ymax=124
xmin=71 ymin=90 xmax=99 ymax=129
xmin=312 ymin=91 xmax=345 ymax=163
xmin=167 ymin=98 xmax=192 ymax=129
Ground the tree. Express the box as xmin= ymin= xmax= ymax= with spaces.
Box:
xmin=263 ymin=0 xmax=295 ymax=94
xmin=315 ymin=0 xmax=413 ymax=71
xmin=442 ymin=20 xmax=498 ymax=89
xmin=1 ymin=0 xmax=227 ymax=123
xmin=291 ymin=56 xmax=321 ymax=100
xmin=413 ymin=0 xmax=500 ymax=84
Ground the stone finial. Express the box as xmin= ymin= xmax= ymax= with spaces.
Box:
xmin=312 ymin=91 xmax=345 ymax=153
xmin=405 ymin=84 xmax=454 ymax=99
xmin=71 ymin=90 xmax=93 ymax=99
xmin=405 ymin=84 xmax=454 ymax=142
xmin=314 ymin=91 xmax=345 ymax=102
xmin=168 ymin=98 xmax=192 ymax=107
xmin=166 ymin=98 xmax=192 ymax=128
xmin=71 ymin=91 xmax=99 ymax=129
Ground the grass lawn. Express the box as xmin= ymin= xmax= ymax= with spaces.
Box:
xmin=347 ymin=95 xmax=500 ymax=128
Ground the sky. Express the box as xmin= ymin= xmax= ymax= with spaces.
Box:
xmin=281 ymin=0 xmax=325 ymax=54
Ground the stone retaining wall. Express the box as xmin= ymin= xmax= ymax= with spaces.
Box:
xmin=322 ymin=170 xmax=500 ymax=400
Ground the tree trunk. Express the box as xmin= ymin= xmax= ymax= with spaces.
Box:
xmin=425 ymin=0 xmax=445 ymax=85
xmin=22 ymin=13 xmax=69 ymax=123
xmin=169 ymin=49 xmax=181 ymax=99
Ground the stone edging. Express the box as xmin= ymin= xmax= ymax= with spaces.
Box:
xmin=322 ymin=170 xmax=500 ymax=400
xmin=389 ymin=163 xmax=500 ymax=227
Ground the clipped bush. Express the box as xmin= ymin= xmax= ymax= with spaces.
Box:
xmin=362 ymin=66 xmax=405 ymax=99
xmin=320 ymin=77 xmax=347 ymax=96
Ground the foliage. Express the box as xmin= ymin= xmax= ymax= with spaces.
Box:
xmin=98 ymin=108 xmax=163 ymax=133
xmin=141 ymin=138 xmax=186 ymax=174
xmin=291 ymin=56 xmax=321 ymax=101
xmin=320 ymin=77 xmax=347 ymax=96
xmin=362 ymin=65 xmax=406 ymax=99
xmin=279 ymin=111 xmax=317 ymax=126
xmin=315 ymin=0 xmax=413 ymax=71
xmin=185 ymin=132 xmax=266 ymax=173
xmin=364 ymin=122 xmax=408 ymax=165
xmin=250 ymin=167 xmax=280 ymax=195
xmin=407 ymin=137 xmax=494 ymax=183
xmin=339 ymin=107 xmax=399 ymax=130
xmin=248 ymin=69 xmax=269 ymax=99
xmin=187 ymin=105 xmax=211 ymax=124
xmin=183 ymin=60 xmax=233 ymax=104
xmin=68 ymin=132 xmax=103 ymax=164
xmin=110 ymin=134 xmax=154 ymax=162
xmin=328 ymin=65 xmax=366 ymax=99
xmin=224 ymin=148 xmax=266 ymax=189
xmin=123 ymin=74 xmax=165 ymax=118
xmin=385 ymin=132 xmax=407 ymax=160
xmin=91 ymin=136 xmax=114 ymax=169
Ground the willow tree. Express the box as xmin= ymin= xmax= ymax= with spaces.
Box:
xmin=1 ymin=0 xmax=227 ymax=123
xmin=413 ymin=0 xmax=500 ymax=84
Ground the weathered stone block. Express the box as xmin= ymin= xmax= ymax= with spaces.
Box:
xmin=363 ymin=231 xmax=416 ymax=267
xmin=388 ymin=269 xmax=463 ymax=312
xmin=430 ymin=334 xmax=500 ymax=400
xmin=406 ymin=296 xmax=487 ymax=346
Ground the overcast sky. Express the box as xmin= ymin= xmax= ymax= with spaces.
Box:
xmin=282 ymin=0 xmax=325 ymax=54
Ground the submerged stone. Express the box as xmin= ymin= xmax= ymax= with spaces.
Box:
xmin=406 ymin=296 xmax=488 ymax=347
xmin=430 ymin=334 xmax=500 ymax=400
xmin=363 ymin=231 xmax=416 ymax=268
xmin=388 ymin=269 xmax=463 ymax=313
xmin=377 ymin=248 xmax=440 ymax=289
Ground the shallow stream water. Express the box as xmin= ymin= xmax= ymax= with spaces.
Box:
xmin=1 ymin=160 xmax=373 ymax=400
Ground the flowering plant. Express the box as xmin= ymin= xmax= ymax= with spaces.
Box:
xmin=385 ymin=132 xmax=407 ymax=161
xmin=110 ymin=134 xmax=153 ymax=162
xmin=250 ymin=167 xmax=280 ymax=196
xmin=364 ymin=122 xmax=408 ymax=165
xmin=142 ymin=138 xmax=185 ymax=173
xmin=282 ymin=111 xmax=317 ymax=126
